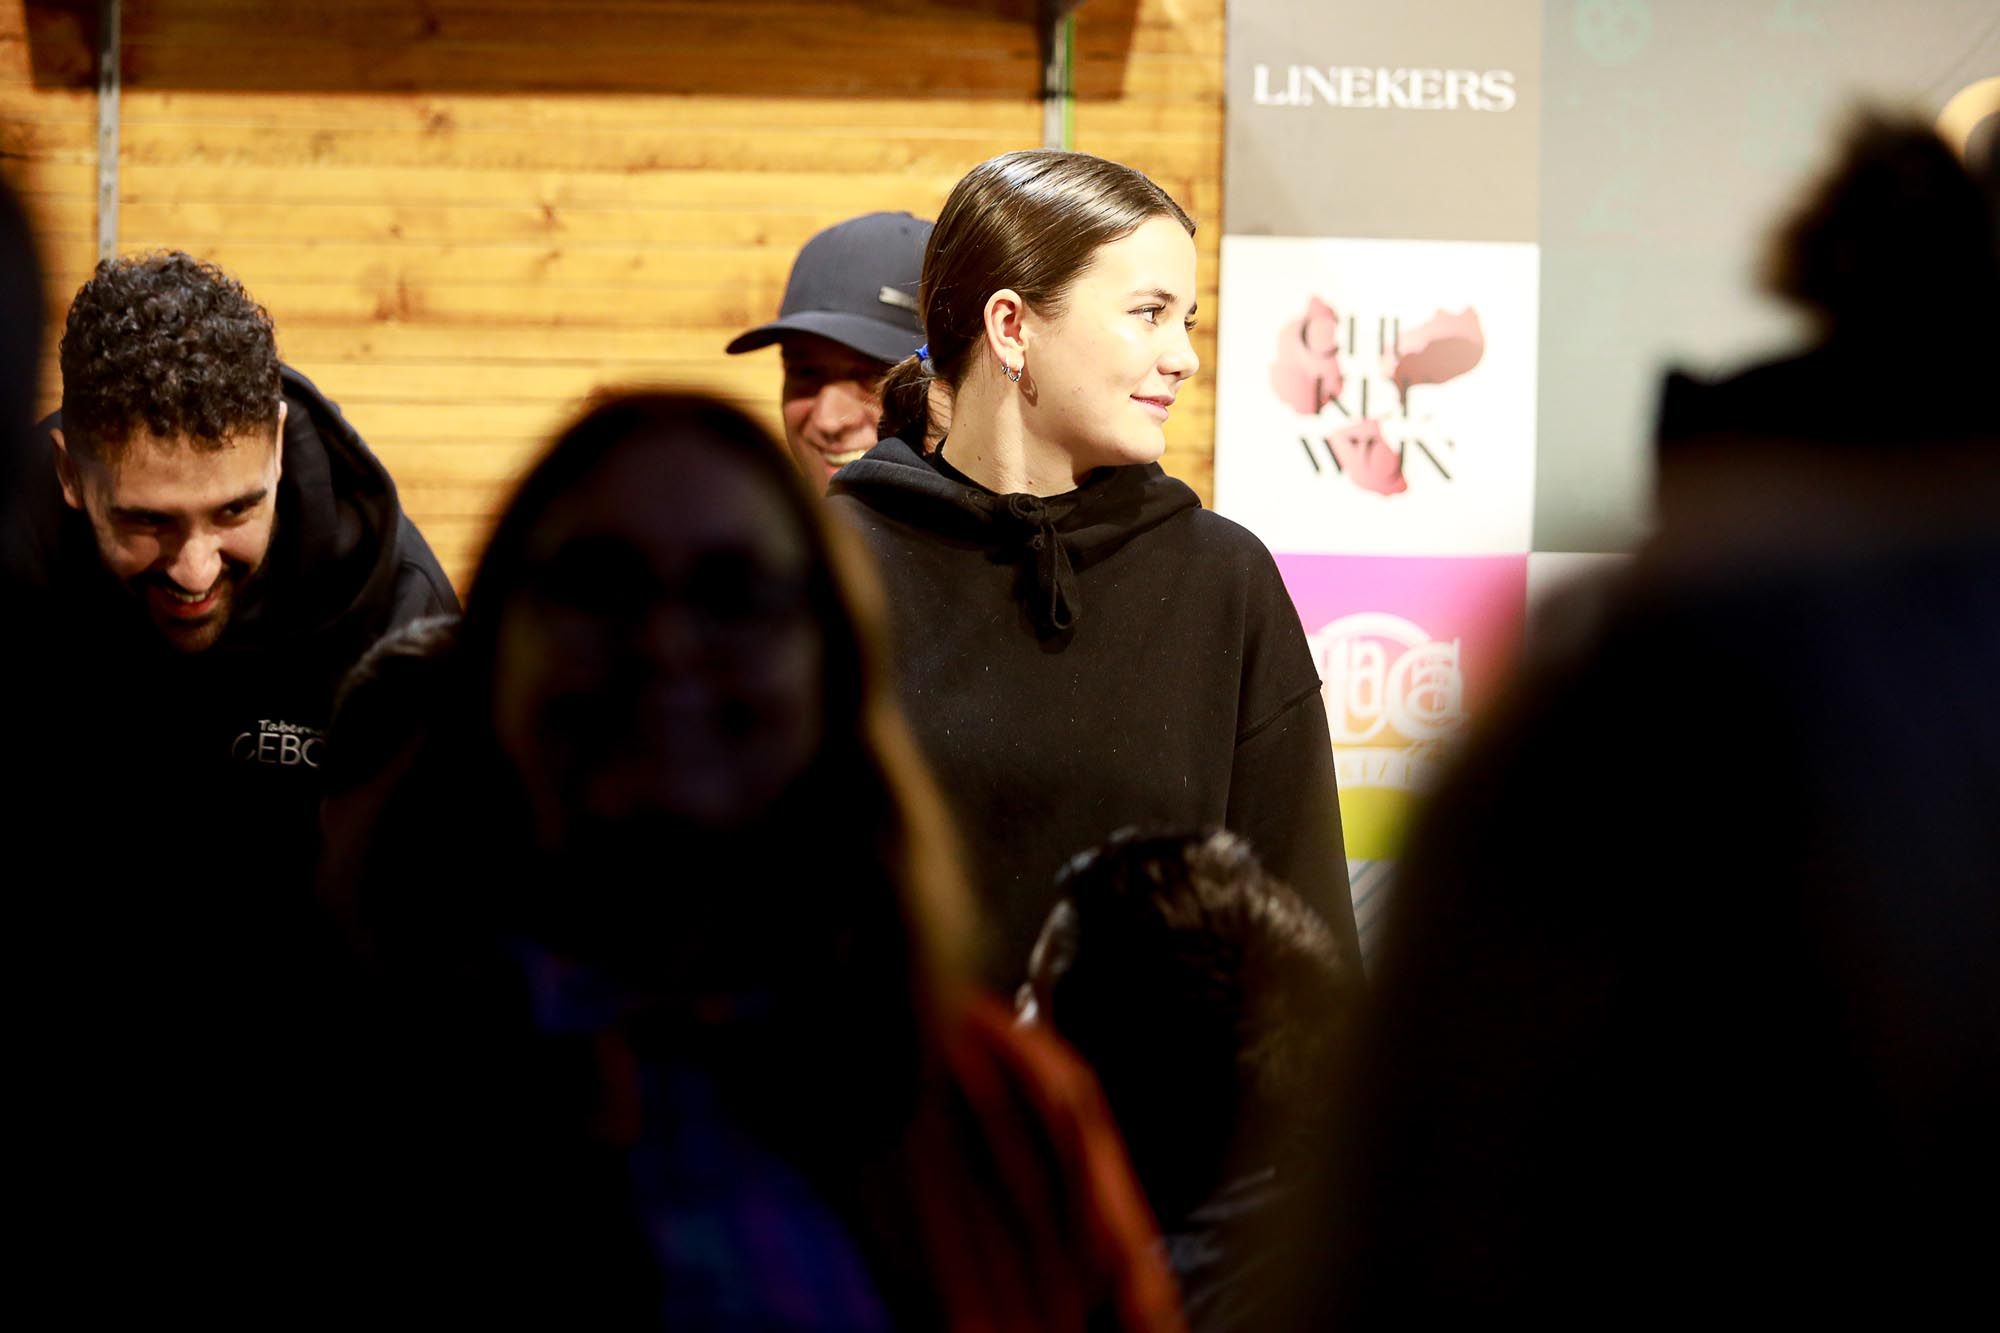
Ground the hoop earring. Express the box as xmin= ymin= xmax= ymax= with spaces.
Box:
xmin=1003 ymin=360 xmax=1023 ymax=384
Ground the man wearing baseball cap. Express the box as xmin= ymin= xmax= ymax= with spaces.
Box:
xmin=728 ymin=211 xmax=931 ymax=492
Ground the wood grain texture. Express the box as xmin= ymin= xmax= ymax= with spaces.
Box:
xmin=9 ymin=0 xmax=1226 ymax=591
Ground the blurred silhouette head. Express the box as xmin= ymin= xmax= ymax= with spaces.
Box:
xmin=1023 ymin=828 xmax=1356 ymax=1223
xmin=1763 ymin=109 xmax=2000 ymax=337
xmin=1657 ymin=107 xmax=2000 ymax=504
xmin=447 ymin=392 xmax=969 ymax=1009
xmin=482 ymin=399 xmax=824 ymax=844
xmin=325 ymin=613 xmax=460 ymax=796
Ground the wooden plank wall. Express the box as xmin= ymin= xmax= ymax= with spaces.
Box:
xmin=3 ymin=0 xmax=1224 ymax=590
xmin=2 ymin=4 xmax=95 ymax=415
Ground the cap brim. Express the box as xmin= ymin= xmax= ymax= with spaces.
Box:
xmin=724 ymin=310 xmax=919 ymax=365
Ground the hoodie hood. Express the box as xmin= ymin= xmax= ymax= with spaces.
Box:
xmin=248 ymin=366 xmax=413 ymax=653
xmin=830 ymin=436 xmax=1200 ymax=636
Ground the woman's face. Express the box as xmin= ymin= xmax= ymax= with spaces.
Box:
xmin=1018 ymin=215 xmax=1202 ymax=471
xmin=491 ymin=435 xmax=825 ymax=852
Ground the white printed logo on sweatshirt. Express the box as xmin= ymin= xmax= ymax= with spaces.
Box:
xmin=231 ymin=718 xmax=325 ymax=769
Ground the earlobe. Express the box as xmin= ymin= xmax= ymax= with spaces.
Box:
xmin=49 ymin=428 xmax=84 ymax=510
xmin=272 ymin=399 xmax=288 ymax=483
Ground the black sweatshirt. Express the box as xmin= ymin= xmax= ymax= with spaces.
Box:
xmin=829 ymin=438 xmax=1356 ymax=987
xmin=7 ymin=367 xmax=458 ymax=1308
xmin=14 ymin=366 xmax=457 ymax=867
xmin=10 ymin=365 xmax=458 ymax=927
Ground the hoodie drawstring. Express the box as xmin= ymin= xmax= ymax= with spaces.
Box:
xmin=999 ymin=493 xmax=1079 ymax=635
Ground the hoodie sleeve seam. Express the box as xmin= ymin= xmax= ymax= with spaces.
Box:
xmin=1236 ymin=681 xmax=1323 ymax=748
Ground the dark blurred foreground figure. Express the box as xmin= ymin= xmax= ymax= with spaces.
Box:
xmin=1325 ymin=112 xmax=2000 ymax=1326
xmin=318 ymin=609 xmax=460 ymax=899
xmin=1659 ymin=108 xmax=2000 ymax=453
xmin=330 ymin=393 xmax=1183 ymax=1330
xmin=1023 ymin=829 xmax=1357 ymax=1333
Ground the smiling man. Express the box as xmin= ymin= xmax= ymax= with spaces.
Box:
xmin=727 ymin=211 xmax=932 ymax=492
xmin=15 ymin=252 xmax=456 ymax=877
xmin=55 ymin=400 xmax=285 ymax=653
xmin=9 ymin=255 xmax=461 ymax=1311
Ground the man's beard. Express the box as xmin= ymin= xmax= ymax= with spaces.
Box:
xmin=127 ymin=557 xmax=257 ymax=653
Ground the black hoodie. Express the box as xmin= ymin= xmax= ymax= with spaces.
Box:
xmin=9 ymin=364 xmax=458 ymax=1040
xmin=13 ymin=366 xmax=457 ymax=884
xmin=7 ymin=367 xmax=456 ymax=1312
xmin=829 ymin=438 xmax=1357 ymax=985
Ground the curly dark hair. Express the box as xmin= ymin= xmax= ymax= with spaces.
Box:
xmin=58 ymin=251 xmax=281 ymax=463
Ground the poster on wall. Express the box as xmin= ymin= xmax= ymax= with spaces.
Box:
xmin=1219 ymin=0 xmax=1544 ymax=883
xmin=1213 ymin=235 xmax=1539 ymax=556
xmin=1274 ymin=554 xmax=1526 ymax=862
xmin=1224 ymin=0 xmax=1543 ymax=243
xmin=1219 ymin=0 xmax=2000 ymax=916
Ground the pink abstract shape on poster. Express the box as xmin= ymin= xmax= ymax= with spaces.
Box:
xmin=1382 ymin=307 xmax=1484 ymax=403
xmin=1270 ymin=295 xmax=1344 ymax=414
xmin=1327 ymin=418 xmax=1406 ymax=495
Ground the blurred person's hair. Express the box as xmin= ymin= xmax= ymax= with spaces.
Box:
xmin=324 ymin=613 xmax=460 ymax=796
xmin=350 ymin=391 xmax=974 ymax=1059
xmin=876 ymin=149 xmax=1194 ymax=450
xmin=1033 ymin=827 xmax=1356 ymax=1223
xmin=58 ymin=251 xmax=281 ymax=466
xmin=1763 ymin=108 xmax=2000 ymax=334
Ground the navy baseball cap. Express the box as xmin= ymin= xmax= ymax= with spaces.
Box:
xmin=726 ymin=211 xmax=932 ymax=365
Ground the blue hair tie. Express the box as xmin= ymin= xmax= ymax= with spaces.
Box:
xmin=915 ymin=343 xmax=930 ymax=363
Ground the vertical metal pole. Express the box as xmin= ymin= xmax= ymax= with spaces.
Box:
xmin=96 ymin=0 xmax=122 ymax=261
xmin=1041 ymin=5 xmax=1075 ymax=150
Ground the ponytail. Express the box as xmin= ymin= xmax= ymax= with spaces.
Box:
xmin=877 ymin=353 xmax=936 ymax=452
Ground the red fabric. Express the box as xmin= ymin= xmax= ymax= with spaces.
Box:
xmin=906 ymin=995 xmax=1186 ymax=1333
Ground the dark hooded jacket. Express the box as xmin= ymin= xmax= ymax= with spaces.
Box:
xmin=6 ymin=367 xmax=455 ymax=1316
xmin=13 ymin=365 xmax=456 ymax=879
xmin=829 ymin=438 xmax=1356 ymax=985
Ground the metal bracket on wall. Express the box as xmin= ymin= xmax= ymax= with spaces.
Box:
xmin=96 ymin=0 xmax=121 ymax=262
xmin=1040 ymin=0 xmax=1076 ymax=150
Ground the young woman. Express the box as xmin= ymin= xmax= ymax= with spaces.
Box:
xmin=329 ymin=393 xmax=1183 ymax=1330
xmin=827 ymin=150 xmax=1358 ymax=984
